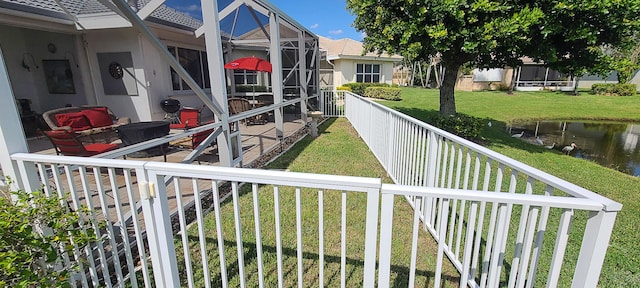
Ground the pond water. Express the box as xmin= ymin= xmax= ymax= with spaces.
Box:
xmin=510 ymin=121 xmax=640 ymax=177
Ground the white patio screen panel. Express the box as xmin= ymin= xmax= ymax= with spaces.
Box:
xmin=343 ymin=91 xmax=620 ymax=288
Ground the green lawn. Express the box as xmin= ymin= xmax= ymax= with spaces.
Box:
xmin=381 ymin=87 xmax=640 ymax=287
xmin=175 ymin=88 xmax=639 ymax=287
xmin=177 ymin=118 xmax=460 ymax=287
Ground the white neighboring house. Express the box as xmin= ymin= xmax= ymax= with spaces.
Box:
xmin=318 ymin=36 xmax=402 ymax=88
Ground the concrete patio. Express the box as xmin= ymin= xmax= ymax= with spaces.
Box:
xmin=26 ymin=113 xmax=307 ymax=168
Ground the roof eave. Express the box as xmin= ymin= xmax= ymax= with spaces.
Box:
xmin=332 ymin=54 xmax=403 ymax=62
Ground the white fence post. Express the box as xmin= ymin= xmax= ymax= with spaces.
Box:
xmin=377 ymin=192 xmax=395 ymax=288
xmin=140 ymin=170 xmax=181 ymax=287
xmin=320 ymin=90 xmax=326 ymax=115
xmin=571 ymin=210 xmax=619 ymax=288
xmin=362 ymin=187 xmax=381 ymax=287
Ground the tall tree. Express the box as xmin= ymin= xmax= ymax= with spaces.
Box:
xmin=608 ymin=34 xmax=640 ymax=83
xmin=346 ymin=0 xmax=640 ymax=116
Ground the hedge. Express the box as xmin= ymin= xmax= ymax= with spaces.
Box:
xmin=592 ymin=83 xmax=637 ymax=96
xmin=430 ymin=113 xmax=483 ymax=140
xmin=342 ymin=82 xmax=396 ymax=95
xmin=363 ymin=87 xmax=402 ymax=101
xmin=336 ymin=86 xmax=352 ymax=92
xmin=235 ymin=85 xmax=269 ymax=92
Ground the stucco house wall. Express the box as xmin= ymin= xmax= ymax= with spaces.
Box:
xmin=84 ymin=28 xmax=153 ymax=123
xmin=0 ymin=25 xmax=90 ymax=113
xmin=330 ymin=58 xmax=395 ymax=87
xmin=319 ymin=36 xmax=402 ymax=89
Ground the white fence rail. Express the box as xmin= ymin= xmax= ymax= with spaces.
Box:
xmin=317 ymin=89 xmax=346 ymax=117
xmin=342 ymin=91 xmax=620 ymax=288
xmin=9 ymin=91 xmax=619 ymax=288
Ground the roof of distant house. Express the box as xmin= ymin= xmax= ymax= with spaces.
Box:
xmin=0 ymin=0 xmax=202 ymax=31
xmin=318 ymin=36 xmax=402 ymax=62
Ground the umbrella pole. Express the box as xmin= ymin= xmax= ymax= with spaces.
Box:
xmin=252 ymin=84 xmax=256 ymax=108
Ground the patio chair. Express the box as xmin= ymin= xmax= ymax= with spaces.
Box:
xmin=169 ymin=106 xmax=203 ymax=130
xmin=169 ymin=124 xmax=217 ymax=164
xmin=228 ymin=97 xmax=264 ymax=125
xmin=43 ymin=129 xmax=120 ymax=157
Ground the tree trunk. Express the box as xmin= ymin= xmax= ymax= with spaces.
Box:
xmin=439 ymin=62 xmax=460 ymax=116
xmin=508 ymin=67 xmax=518 ymax=95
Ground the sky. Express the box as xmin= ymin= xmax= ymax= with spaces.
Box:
xmin=164 ymin=0 xmax=364 ymax=41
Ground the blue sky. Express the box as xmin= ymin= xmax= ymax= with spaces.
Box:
xmin=164 ymin=0 xmax=363 ymax=41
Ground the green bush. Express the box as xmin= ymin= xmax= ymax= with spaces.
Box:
xmin=0 ymin=186 xmax=100 ymax=287
xmin=235 ymin=85 xmax=268 ymax=92
xmin=363 ymin=87 xmax=402 ymax=101
xmin=336 ymin=85 xmax=352 ymax=92
xmin=592 ymin=83 xmax=637 ymax=96
xmin=430 ymin=113 xmax=483 ymax=140
xmin=342 ymin=82 xmax=393 ymax=95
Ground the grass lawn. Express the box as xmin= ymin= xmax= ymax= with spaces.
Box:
xmin=381 ymin=87 xmax=640 ymax=287
xmin=177 ymin=118 xmax=460 ymax=287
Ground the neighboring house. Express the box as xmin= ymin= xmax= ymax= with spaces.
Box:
xmin=457 ymin=57 xmax=574 ymax=91
xmin=318 ymin=36 xmax=402 ymax=88
xmin=461 ymin=57 xmax=640 ymax=92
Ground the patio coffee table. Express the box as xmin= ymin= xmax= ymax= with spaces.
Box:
xmin=117 ymin=121 xmax=169 ymax=159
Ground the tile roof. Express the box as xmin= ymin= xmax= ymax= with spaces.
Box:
xmin=0 ymin=0 xmax=202 ymax=30
xmin=319 ymin=35 xmax=402 ymax=61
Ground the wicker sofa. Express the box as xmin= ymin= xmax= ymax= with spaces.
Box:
xmin=42 ymin=106 xmax=130 ymax=143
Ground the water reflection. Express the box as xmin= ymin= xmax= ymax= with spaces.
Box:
xmin=509 ymin=121 xmax=640 ymax=176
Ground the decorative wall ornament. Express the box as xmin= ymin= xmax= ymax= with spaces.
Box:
xmin=108 ymin=62 xmax=124 ymax=79
xmin=42 ymin=60 xmax=76 ymax=94
xmin=47 ymin=43 xmax=57 ymax=53
xmin=97 ymin=52 xmax=138 ymax=96
xmin=21 ymin=53 xmax=38 ymax=71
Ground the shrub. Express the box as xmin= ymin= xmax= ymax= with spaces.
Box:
xmin=336 ymin=85 xmax=352 ymax=92
xmin=235 ymin=85 xmax=268 ymax=92
xmin=0 ymin=185 xmax=100 ymax=287
xmin=592 ymin=83 xmax=637 ymax=96
xmin=430 ymin=113 xmax=483 ymax=140
xmin=342 ymin=82 xmax=392 ymax=95
xmin=363 ymin=87 xmax=402 ymax=101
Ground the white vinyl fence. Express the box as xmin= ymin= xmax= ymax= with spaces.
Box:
xmin=9 ymin=90 xmax=619 ymax=288
xmin=342 ymin=90 xmax=620 ymax=288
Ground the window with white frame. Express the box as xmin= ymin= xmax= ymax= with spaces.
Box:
xmin=356 ymin=63 xmax=381 ymax=83
xmin=168 ymin=46 xmax=210 ymax=91
xmin=233 ymin=70 xmax=258 ymax=85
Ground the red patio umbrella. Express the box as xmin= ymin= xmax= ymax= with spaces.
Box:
xmin=224 ymin=56 xmax=272 ymax=106
xmin=224 ymin=56 xmax=272 ymax=73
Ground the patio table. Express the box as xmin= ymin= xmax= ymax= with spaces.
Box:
xmin=117 ymin=121 xmax=169 ymax=158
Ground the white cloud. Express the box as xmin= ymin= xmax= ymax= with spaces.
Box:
xmin=361 ymin=32 xmax=367 ymax=39
xmin=310 ymin=23 xmax=319 ymax=29
xmin=328 ymin=29 xmax=343 ymax=35
xmin=176 ymin=4 xmax=201 ymax=12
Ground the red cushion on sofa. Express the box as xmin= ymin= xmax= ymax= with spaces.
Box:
xmin=55 ymin=112 xmax=92 ymax=131
xmin=82 ymin=107 xmax=113 ymax=128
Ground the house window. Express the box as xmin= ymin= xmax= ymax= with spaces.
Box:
xmin=356 ymin=64 xmax=381 ymax=83
xmin=233 ymin=70 xmax=258 ymax=85
xmin=168 ymin=46 xmax=210 ymax=91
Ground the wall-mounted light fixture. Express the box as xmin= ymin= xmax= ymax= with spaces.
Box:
xmin=64 ymin=51 xmax=79 ymax=68
xmin=21 ymin=53 xmax=38 ymax=72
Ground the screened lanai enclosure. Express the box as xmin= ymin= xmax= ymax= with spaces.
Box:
xmin=0 ymin=1 xmax=620 ymax=288
xmin=0 ymin=0 xmax=319 ymax=171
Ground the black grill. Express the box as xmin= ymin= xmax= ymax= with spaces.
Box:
xmin=160 ymin=98 xmax=181 ymax=113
